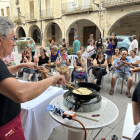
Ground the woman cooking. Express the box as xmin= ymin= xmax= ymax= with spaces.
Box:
xmin=0 ymin=16 xmax=65 ymax=140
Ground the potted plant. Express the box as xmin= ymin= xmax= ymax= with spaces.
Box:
xmin=17 ymin=41 xmax=28 ymax=53
xmin=67 ymin=48 xmax=72 ymax=55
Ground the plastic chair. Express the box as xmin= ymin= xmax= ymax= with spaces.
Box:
xmin=23 ymin=72 xmax=37 ymax=81
xmin=67 ymin=55 xmax=78 ymax=75
xmin=134 ymin=72 xmax=140 ymax=82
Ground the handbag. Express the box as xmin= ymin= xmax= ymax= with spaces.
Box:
xmin=56 ymin=66 xmax=69 ymax=74
xmin=95 ymin=66 xmax=106 ymax=70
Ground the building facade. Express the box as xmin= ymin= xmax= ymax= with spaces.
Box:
xmin=9 ymin=0 xmax=140 ymax=47
xmin=0 ymin=0 xmax=11 ymax=20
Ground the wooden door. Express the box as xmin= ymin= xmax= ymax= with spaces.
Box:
xmin=84 ymin=26 xmax=96 ymax=47
xmin=69 ymin=28 xmax=74 ymax=47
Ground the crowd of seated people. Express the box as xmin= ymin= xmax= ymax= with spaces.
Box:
xmin=18 ymin=34 xmax=140 ymax=99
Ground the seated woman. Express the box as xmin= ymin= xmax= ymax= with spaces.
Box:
xmin=36 ymin=49 xmax=51 ymax=79
xmin=37 ymin=47 xmax=48 ymax=57
xmin=129 ymin=50 xmax=140 ymax=76
xmin=56 ymin=48 xmax=70 ymax=82
xmin=24 ymin=49 xmax=36 ymax=81
xmin=92 ymin=51 xmax=107 ymax=85
xmin=21 ymin=46 xmax=28 ymax=63
xmin=3 ymin=50 xmax=16 ymax=66
xmin=49 ymin=46 xmax=59 ymax=63
xmin=109 ymin=48 xmax=121 ymax=70
xmin=80 ymin=46 xmax=87 ymax=60
xmin=71 ymin=51 xmax=87 ymax=82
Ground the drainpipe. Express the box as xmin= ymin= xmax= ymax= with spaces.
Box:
xmin=99 ymin=0 xmax=104 ymax=37
xmin=38 ymin=0 xmax=43 ymax=43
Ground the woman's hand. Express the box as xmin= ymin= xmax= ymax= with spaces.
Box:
xmin=52 ymin=72 xmax=65 ymax=85
xmin=25 ymin=62 xmax=39 ymax=70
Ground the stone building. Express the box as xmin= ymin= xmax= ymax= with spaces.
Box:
xmin=0 ymin=0 xmax=11 ymax=21
xmin=9 ymin=0 xmax=140 ymax=48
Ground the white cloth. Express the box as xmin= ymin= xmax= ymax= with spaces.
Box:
xmin=82 ymin=52 xmax=87 ymax=59
xmin=87 ymin=45 xmax=96 ymax=57
xmin=128 ymin=39 xmax=138 ymax=54
xmin=21 ymin=86 xmax=64 ymax=140
xmin=131 ymin=122 xmax=140 ymax=140
xmin=130 ymin=56 xmax=140 ymax=66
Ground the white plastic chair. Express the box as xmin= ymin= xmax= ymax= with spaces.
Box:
xmin=67 ymin=55 xmax=78 ymax=75
xmin=23 ymin=72 xmax=37 ymax=81
xmin=134 ymin=72 xmax=140 ymax=82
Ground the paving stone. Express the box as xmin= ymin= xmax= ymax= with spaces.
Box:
xmin=106 ymin=124 xmax=123 ymax=140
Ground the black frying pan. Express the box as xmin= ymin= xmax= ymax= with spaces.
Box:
xmin=67 ymin=82 xmax=100 ymax=100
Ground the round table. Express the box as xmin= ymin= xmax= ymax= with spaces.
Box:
xmin=49 ymin=95 xmax=119 ymax=140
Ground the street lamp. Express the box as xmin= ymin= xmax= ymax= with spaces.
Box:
xmin=18 ymin=12 xmax=25 ymax=18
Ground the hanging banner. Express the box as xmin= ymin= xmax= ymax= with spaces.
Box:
xmin=71 ymin=0 xmax=78 ymax=8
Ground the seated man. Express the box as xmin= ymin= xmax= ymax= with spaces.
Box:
xmin=109 ymin=50 xmax=132 ymax=98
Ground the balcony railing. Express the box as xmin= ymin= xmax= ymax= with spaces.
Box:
xmin=41 ymin=8 xmax=54 ymax=19
xmin=102 ymin=0 xmax=140 ymax=8
xmin=25 ymin=12 xmax=37 ymax=21
xmin=62 ymin=2 xmax=95 ymax=14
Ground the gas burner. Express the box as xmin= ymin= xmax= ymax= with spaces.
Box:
xmin=63 ymin=91 xmax=102 ymax=112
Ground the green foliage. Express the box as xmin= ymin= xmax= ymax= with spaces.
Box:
xmin=67 ymin=48 xmax=72 ymax=55
xmin=14 ymin=20 xmax=19 ymax=23
xmin=17 ymin=41 xmax=28 ymax=49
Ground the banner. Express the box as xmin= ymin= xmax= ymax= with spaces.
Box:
xmin=71 ymin=0 xmax=78 ymax=8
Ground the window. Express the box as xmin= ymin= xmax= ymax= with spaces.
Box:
xmin=30 ymin=1 xmax=34 ymax=13
xmin=1 ymin=9 xmax=4 ymax=16
xmin=17 ymin=7 xmax=20 ymax=15
xmin=26 ymin=38 xmax=31 ymax=40
xmin=6 ymin=7 xmax=10 ymax=17
xmin=46 ymin=0 xmax=50 ymax=9
xmin=52 ymin=24 xmax=55 ymax=35
xmin=117 ymin=38 xmax=124 ymax=42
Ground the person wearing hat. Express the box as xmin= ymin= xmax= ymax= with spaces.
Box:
xmin=72 ymin=36 xmax=81 ymax=55
xmin=87 ymin=34 xmax=94 ymax=46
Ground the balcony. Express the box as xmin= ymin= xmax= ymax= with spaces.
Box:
xmin=25 ymin=12 xmax=37 ymax=22
xmin=62 ymin=2 xmax=95 ymax=15
xmin=41 ymin=8 xmax=54 ymax=19
xmin=102 ymin=0 xmax=140 ymax=8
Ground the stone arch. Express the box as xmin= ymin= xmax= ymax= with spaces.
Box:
xmin=65 ymin=19 xmax=101 ymax=47
xmin=107 ymin=5 xmax=140 ymax=35
xmin=15 ymin=26 xmax=26 ymax=38
xmin=43 ymin=22 xmax=63 ymax=47
xmin=28 ymin=24 xmax=41 ymax=44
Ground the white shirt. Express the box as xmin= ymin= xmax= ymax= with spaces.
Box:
xmin=82 ymin=52 xmax=87 ymax=59
xmin=128 ymin=39 xmax=138 ymax=54
xmin=130 ymin=56 xmax=140 ymax=66
xmin=87 ymin=45 xmax=96 ymax=57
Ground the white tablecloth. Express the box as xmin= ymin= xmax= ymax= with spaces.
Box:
xmin=21 ymin=84 xmax=64 ymax=140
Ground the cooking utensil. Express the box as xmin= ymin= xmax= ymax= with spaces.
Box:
xmin=92 ymin=114 xmax=100 ymax=117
